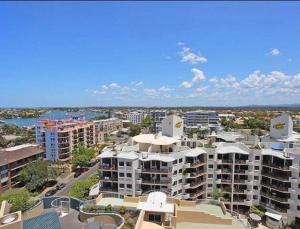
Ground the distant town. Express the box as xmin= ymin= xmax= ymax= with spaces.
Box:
xmin=1 ymin=107 xmax=300 ymax=229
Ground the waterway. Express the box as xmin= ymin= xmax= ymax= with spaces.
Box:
xmin=1 ymin=111 xmax=108 ymax=127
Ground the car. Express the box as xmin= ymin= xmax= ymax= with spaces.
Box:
xmin=45 ymin=189 xmax=57 ymax=197
xmin=55 ymin=183 xmax=66 ymax=190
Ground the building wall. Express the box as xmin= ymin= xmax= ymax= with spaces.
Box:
xmin=270 ymin=113 xmax=293 ymax=139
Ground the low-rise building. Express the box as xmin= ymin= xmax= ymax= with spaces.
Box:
xmin=126 ymin=111 xmax=145 ymax=124
xmin=0 ymin=144 xmax=44 ymax=193
xmin=94 ymin=118 xmax=123 ymax=143
xmin=184 ymin=110 xmax=220 ymax=133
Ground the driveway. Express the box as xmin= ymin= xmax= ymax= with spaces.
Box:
xmin=56 ymin=162 xmax=99 ymax=196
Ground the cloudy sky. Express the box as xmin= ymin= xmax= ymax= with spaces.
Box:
xmin=0 ymin=2 xmax=299 ymax=107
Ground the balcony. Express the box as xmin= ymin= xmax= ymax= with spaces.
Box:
xmin=260 ymin=191 xmax=289 ymax=203
xmin=136 ymin=168 xmax=142 ymax=173
xmin=182 ymin=193 xmax=190 ymax=199
xmin=190 ymin=161 xmax=206 ymax=168
xmin=100 ymin=164 xmax=118 ymax=171
xmin=142 ymin=179 xmax=171 ymax=185
xmin=216 ymin=169 xmax=222 ymax=174
xmin=221 ymin=179 xmax=232 ymax=184
xmin=99 ymin=187 xmax=118 ymax=193
xmin=190 ymin=190 xmax=206 ymax=198
xmin=189 ymin=181 xmax=206 ymax=189
xmin=262 ymin=161 xmax=290 ymax=171
xmin=136 ymin=178 xmax=142 ymax=184
xmin=234 ymin=170 xmax=246 ymax=174
xmin=261 ymin=181 xmax=290 ymax=192
xmin=262 ymin=171 xmax=290 ymax=181
xmin=244 ymin=199 xmax=252 ymax=205
xmin=235 ymin=159 xmax=247 ymax=165
xmin=183 ymin=163 xmax=191 ymax=168
xmin=141 ymin=168 xmax=171 ymax=174
xmin=183 ymin=183 xmax=190 ymax=189
xmin=136 ymin=190 xmax=142 ymax=195
xmin=101 ymin=176 xmax=118 ymax=182
xmin=222 ymin=159 xmax=233 ymax=164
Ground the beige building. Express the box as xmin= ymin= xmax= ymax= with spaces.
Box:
xmin=94 ymin=118 xmax=123 ymax=143
xmin=35 ymin=119 xmax=95 ymax=162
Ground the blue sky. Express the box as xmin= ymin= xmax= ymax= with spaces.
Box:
xmin=0 ymin=2 xmax=299 ymax=107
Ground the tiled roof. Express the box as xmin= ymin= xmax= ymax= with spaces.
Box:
xmin=0 ymin=144 xmax=43 ymax=166
xmin=23 ymin=212 xmax=62 ymax=229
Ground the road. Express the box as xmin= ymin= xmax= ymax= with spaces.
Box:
xmin=55 ymin=162 xmax=99 ymax=196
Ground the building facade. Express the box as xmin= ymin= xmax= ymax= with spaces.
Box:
xmin=150 ymin=110 xmax=166 ymax=133
xmin=184 ymin=110 xmax=220 ymax=133
xmin=35 ymin=118 xmax=95 ymax=161
xmin=94 ymin=118 xmax=123 ymax=143
xmin=126 ymin=111 xmax=145 ymax=125
xmin=0 ymin=144 xmax=44 ymax=193
xmin=98 ymin=114 xmax=300 ymax=225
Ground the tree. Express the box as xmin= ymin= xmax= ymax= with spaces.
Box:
xmin=129 ymin=124 xmax=141 ymax=137
xmin=0 ymin=188 xmax=34 ymax=213
xmin=20 ymin=160 xmax=54 ymax=192
xmin=141 ymin=116 xmax=152 ymax=128
xmin=212 ymin=188 xmax=224 ymax=200
xmin=68 ymin=175 xmax=99 ymax=199
xmin=72 ymin=146 xmax=96 ymax=168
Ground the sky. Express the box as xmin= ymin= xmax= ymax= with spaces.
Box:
xmin=0 ymin=2 xmax=300 ymax=107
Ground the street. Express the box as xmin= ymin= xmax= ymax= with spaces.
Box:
xmin=55 ymin=162 xmax=99 ymax=196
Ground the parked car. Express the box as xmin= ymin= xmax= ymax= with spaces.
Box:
xmin=56 ymin=183 xmax=66 ymax=190
xmin=45 ymin=189 xmax=57 ymax=197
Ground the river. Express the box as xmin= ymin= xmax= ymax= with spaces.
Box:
xmin=1 ymin=111 xmax=108 ymax=127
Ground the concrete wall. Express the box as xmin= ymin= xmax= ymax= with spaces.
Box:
xmin=162 ymin=115 xmax=183 ymax=138
xmin=176 ymin=210 xmax=232 ymax=225
xmin=0 ymin=211 xmax=22 ymax=229
xmin=270 ymin=113 xmax=293 ymax=139
xmin=22 ymin=201 xmax=44 ymax=220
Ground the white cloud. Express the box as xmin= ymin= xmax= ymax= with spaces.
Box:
xmin=109 ymin=83 xmax=121 ymax=89
xmin=159 ymin=86 xmax=173 ymax=92
xmin=101 ymin=85 xmax=109 ymax=90
xmin=177 ymin=41 xmax=185 ymax=46
xmin=186 ymin=86 xmax=208 ymax=98
xmin=144 ymin=88 xmax=159 ymax=98
xmin=270 ymin=48 xmax=280 ymax=56
xmin=179 ymin=45 xmax=207 ymax=64
xmin=180 ymin=68 xmax=206 ymax=88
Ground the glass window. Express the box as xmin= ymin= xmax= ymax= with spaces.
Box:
xmin=255 ymin=156 xmax=260 ymax=160
xmin=119 ymin=173 xmax=124 ymax=177
xmin=119 ymin=161 xmax=124 ymax=166
xmin=127 ymin=184 xmax=132 ymax=189
xmin=126 ymin=162 xmax=131 ymax=167
xmin=127 ymin=173 xmax=132 ymax=177
xmin=119 ymin=184 xmax=124 ymax=188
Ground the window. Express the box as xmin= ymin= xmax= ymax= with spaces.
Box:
xmin=127 ymin=184 xmax=132 ymax=189
xmin=209 ymin=155 xmax=214 ymax=159
xmin=254 ymin=176 xmax=259 ymax=180
xmin=173 ymin=160 xmax=177 ymax=165
xmin=255 ymin=156 xmax=260 ymax=161
xmin=119 ymin=184 xmax=124 ymax=188
xmin=162 ymin=162 xmax=167 ymax=166
xmin=162 ymin=174 xmax=167 ymax=178
xmin=119 ymin=161 xmax=124 ymax=166
xmin=179 ymin=158 xmax=183 ymax=163
xmin=178 ymin=189 xmax=182 ymax=194
xmin=126 ymin=162 xmax=131 ymax=167
xmin=149 ymin=214 xmax=161 ymax=222
xmin=298 ymin=195 xmax=300 ymax=200
xmin=208 ymin=174 xmax=213 ymax=178
xmin=119 ymin=173 xmax=124 ymax=177
xmin=297 ymin=206 xmax=300 ymax=211
xmin=254 ymin=166 xmax=259 ymax=170
xmin=208 ymin=184 xmax=212 ymax=188
xmin=173 ymin=170 xmax=177 ymax=175
xmin=179 ymin=179 xmax=182 ymax=183
xmin=208 ymin=164 xmax=213 ymax=169
xmin=127 ymin=173 xmax=132 ymax=178
xmin=173 ymin=191 xmax=177 ymax=196
xmin=179 ymin=169 xmax=182 ymax=173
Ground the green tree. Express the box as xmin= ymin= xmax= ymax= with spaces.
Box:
xmin=0 ymin=188 xmax=34 ymax=212
xmin=72 ymin=146 xmax=96 ymax=168
xmin=141 ymin=116 xmax=153 ymax=128
xmin=20 ymin=160 xmax=54 ymax=192
xmin=129 ymin=124 xmax=141 ymax=137
xmin=68 ymin=175 xmax=99 ymax=199
xmin=212 ymin=188 xmax=224 ymax=200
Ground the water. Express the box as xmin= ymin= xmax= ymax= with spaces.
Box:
xmin=2 ymin=111 xmax=108 ymax=127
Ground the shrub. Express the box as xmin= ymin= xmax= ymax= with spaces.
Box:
xmin=68 ymin=175 xmax=99 ymax=199
xmin=105 ymin=204 xmax=112 ymax=212
xmin=0 ymin=188 xmax=35 ymax=213
xmin=119 ymin=206 xmax=126 ymax=214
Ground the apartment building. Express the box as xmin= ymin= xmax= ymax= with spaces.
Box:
xmin=98 ymin=114 xmax=300 ymax=226
xmin=150 ymin=110 xmax=166 ymax=133
xmin=35 ymin=118 xmax=95 ymax=161
xmin=185 ymin=110 xmax=220 ymax=132
xmin=0 ymin=144 xmax=44 ymax=193
xmin=94 ymin=118 xmax=123 ymax=143
xmin=126 ymin=111 xmax=145 ymax=124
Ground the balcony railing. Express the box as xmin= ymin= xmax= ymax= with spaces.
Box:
xmin=235 ymin=160 xmax=247 ymax=164
xmin=261 ymin=171 xmax=290 ymax=181
xmin=141 ymin=168 xmax=171 ymax=174
xmin=261 ymin=181 xmax=289 ymax=192
xmin=260 ymin=192 xmax=289 ymax=203
xmin=190 ymin=161 xmax=206 ymax=168
xmin=142 ymin=179 xmax=171 ymax=185
xmin=262 ymin=161 xmax=290 ymax=171
xmin=100 ymin=164 xmax=118 ymax=170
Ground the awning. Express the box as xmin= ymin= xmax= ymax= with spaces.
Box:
xmin=265 ymin=212 xmax=282 ymax=221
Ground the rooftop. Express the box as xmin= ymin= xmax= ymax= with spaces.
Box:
xmin=132 ymin=134 xmax=180 ymax=145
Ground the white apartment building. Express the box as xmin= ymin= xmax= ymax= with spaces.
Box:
xmin=184 ymin=110 xmax=220 ymax=133
xmin=35 ymin=118 xmax=95 ymax=161
xmin=93 ymin=118 xmax=123 ymax=143
xmin=126 ymin=111 xmax=145 ymax=124
xmin=98 ymin=114 xmax=300 ymax=226
xmin=150 ymin=110 xmax=166 ymax=133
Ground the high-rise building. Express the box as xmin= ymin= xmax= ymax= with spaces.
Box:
xmin=126 ymin=111 xmax=145 ymax=124
xmin=98 ymin=114 xmax=300 ymax=226
xmin=185 ymin=110 xmax=220 ymax=132
xmin=150 ymin=110 xmax=166 ymax=133
xmin=35 ymin=118 xmax=95 ymax=161
xmin=93 ymin=118 xmax=123 ymax=143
